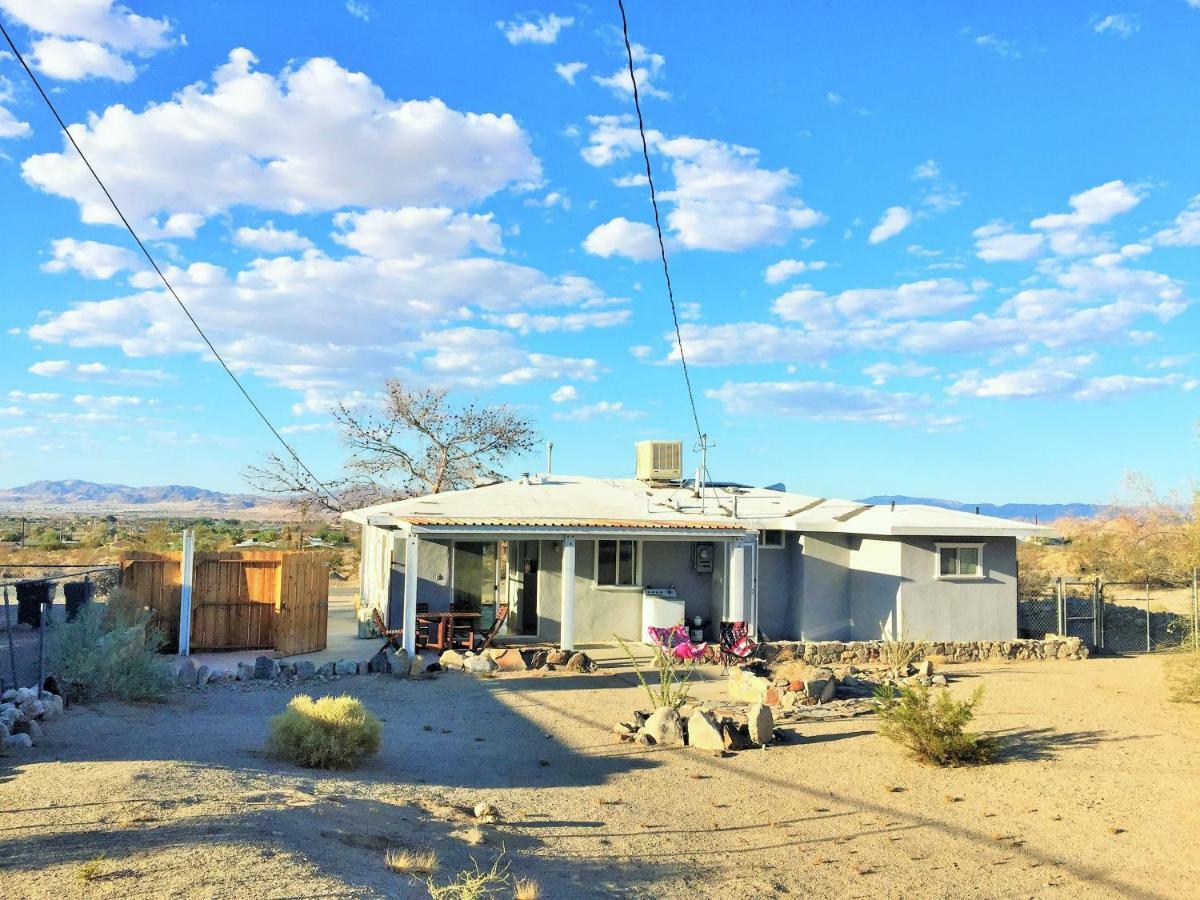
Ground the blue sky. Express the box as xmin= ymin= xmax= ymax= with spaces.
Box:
xmin=1 ymin=1 xmax=1198 ymax=504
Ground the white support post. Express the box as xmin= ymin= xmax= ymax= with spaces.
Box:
xmin=178 ymin=528 xmax=195 ymax=656
xmin=560 ymin=535 xmax=576 ymax=650
xmin=728 ymin=537 xmax=746 ymax=623
xmin=403 ymin=534 xmax=419 ymax=655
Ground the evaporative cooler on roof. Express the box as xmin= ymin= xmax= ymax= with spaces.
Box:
xmin=635 ymin=440 xmax=683 ymax=482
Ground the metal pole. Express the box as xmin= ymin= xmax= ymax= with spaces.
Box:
xmin=37 ymin=581 xmax=48 ymax=698
xmin=1056 ymin=577 xmax=1065 ymax=636
xmin=1192 ymin=568 xmax=1198 ymax=652
xmin=1093 ymin=578 xmax=1099 ymax=648
xmin=1145 ymin=579 xmax=1151 ymax=653
xmin=3 ymin=586 xmax=16 ymax=692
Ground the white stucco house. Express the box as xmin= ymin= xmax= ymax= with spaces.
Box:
xmin=343 ymin=442 xmax=1050 ymax=653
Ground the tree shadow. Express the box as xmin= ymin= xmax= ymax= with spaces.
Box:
xmin=990 ymin=726 xmax=1144 ymax=762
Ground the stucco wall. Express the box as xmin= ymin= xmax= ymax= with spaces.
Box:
xmin=537 ymin=539 xmax=645 ymax=644
xmin=386 ymin=536 xmax=452 ymax=626
xmin=848 ymin=536 xmax=904 ymax=640
xmin=799 ymin=534 xmax=851 ymax=641
xmin=757 ymin=538 xmax=794 ymax=640
xmin=640 ymin=540 xmax=714 ymax=625
xmin=897 ymin=536 xmax=1018 ymax=640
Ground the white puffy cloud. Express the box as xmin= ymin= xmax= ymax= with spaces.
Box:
xmin=42 ymin=238 xmax=139 ymax=278
xmin=1028 ymin=179 xmax=1142 ymax=255
xmin=911 ymin=160 xmax=940 ymax=181
xmin=973 ymin=222 xmax=1045 ymax=262
xmin=332 ymin=207 xmax=502 ymax=259
xmin=233 ymin=223 xmax=314 ymax=254
xmin=552 ymin=400 xmax=644 ymax=422
xmin=773 ymin=278 xmax=977 ymax=325
xmin=550 ymin=384 xmax=577 ymax=403
xmin=863 ymin=361 xmax=936 ymax=385
xmin=972 ymin=33 xmax=1022 ymax=59
xmin=1092 ymin=13 xmax=1139 ymax=38
xmin=582 ymin=217 xmax=659 ymax=261
xmin=8 ymin=390 xmax=61 ymax=402
xmin=72 ymin=392 xmax=146 ymax=407
xmin=554 ymin=61 xmax=587 ymax=84
xmin=0 ymin=0 xmax=175 ymax=81
xmin=28 ymin=359 xmax=174 ymax=384
xmin=1154 ymin=194 xmax=1200 ymax=246
xmin=868 ymin=206 xmax=913 ymax=244
xmin=583 ymin=116 xmax=824 ymax=252
xmin=706 ymin=380 xmax=929 ymax=425
xmin=0 ymin=104 xmax=30 ymax=138
xmin=763 ymin=258 xmax=828 ymax=284
xmin=344 ymin=1 xmax=370 ymax=22
xmin=497 ymin=13 xmax=573 ymax=45
xmin=419 ymin=327 xmax=603 ymax=388
xmin=593 ymin=42 xmax=669 ymax=99
xmin=948 ymin=356 xmax=1183 ymax=402
xmin=21 ymin=49 xmax=540 ymax=235
xmin=483 ymin=310 xmax=631 ymax=333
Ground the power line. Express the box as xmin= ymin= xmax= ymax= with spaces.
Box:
xmin=616 ymin=0 xmax=707 ymax=454
xmin=0 ymin=22 xmax=343 ymax=512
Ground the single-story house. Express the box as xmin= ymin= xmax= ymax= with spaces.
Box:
xmin=342 ymin=442 xmax=1050 ymax=653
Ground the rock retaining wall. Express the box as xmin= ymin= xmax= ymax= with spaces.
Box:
xmin=758 ymin=636 xmax=1089 ymax=666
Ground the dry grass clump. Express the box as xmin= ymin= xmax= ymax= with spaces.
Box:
xmin=874 ymin=683 xmax=995 ymax=766
xmin=513 ymin=877 xmax=541 ymax=899
xmin=1165 ymin=651 xmax=1200 ymax=703
xmin=426 ymin=854 xmax=511 ymax=900
xmin=76 ymin=854 xmax=106 ymax=882
xmin=385 ymin=847 xmax=438 ymax=876
xmin=268 ymin=694 xmax=382 ymax=769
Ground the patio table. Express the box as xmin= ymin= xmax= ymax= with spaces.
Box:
xmin=416 ymin=611 xmax=482 ymax=652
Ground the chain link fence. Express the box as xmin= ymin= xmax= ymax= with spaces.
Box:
xmin=1019 ymin=574 xmax=1199 ymax=654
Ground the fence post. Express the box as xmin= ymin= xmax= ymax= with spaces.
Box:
xmin=1056 ymin=577 xmax=1065 ymax=636
xmin=1144 ymin=579 xmax=1151 ymax=653
xmin=1193 ymin=568 xmax=1198 ymax=652
xmin=3 ymin=586 xmax=15 ymax=691
xmin=178 ymin=529 xmax=196 ymax=656
xmin=1092 ymin=578 xmax=1099 ymax=648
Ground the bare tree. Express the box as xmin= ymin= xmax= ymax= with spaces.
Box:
xmin=245 ymin=380 xmax=541 ymax=514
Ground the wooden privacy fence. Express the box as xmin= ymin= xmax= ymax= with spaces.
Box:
xmin=119 ymin=551 xmax=329 ymax=655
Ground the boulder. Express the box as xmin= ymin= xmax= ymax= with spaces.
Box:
xmin=525 ymin=649 xmax=549 ymax=670
xmin=358 ymin=661 xmax=371 ymax=676
xmin=176 ymin=657 xmax=197 ymax=687
xmin=294 ymin=660 xmax=317 ymax=679
xmin=687 ymin=709 xmax=725 ymax=751
xmin=721 ymin=721 xmax=754 ymax=752
xmin=253 ymin=656 xmax=279 ymax=680
xmin=545 ymin=649 xmax=572 ymax=667
xmin=387 ymin=648 xmax=411 ymax=678
xmin=931 ymin=674 xmax=948 ymax=686
xmin=747 ymin=703 xmax=774 ymax=745
xmin=728 ymin=666 xmax=772 ymax=704
xmin=565 ymin=652 xmax=596 ymax=673
xmin=41 ymin=693 xmax=64 ymax=719
xmin=23 ymin=719 xmax=43 ymax=744
xmin=195 ymin=665 xmax=212 ymax=687
xmin=334 ymin=659 xmax=358 ymax=676
xmin=317 ymin=661 xmax=337 ymax=678
xmin=19 ymin=699 xmax=45 ymax=720
xmin=410 ymin=652 xmax=433 ymax=677
xmin=487 ymin=649 xmax=528 ymax=672
xmin=440 ymin=649 xmax=467 ymax=670
xmin=3 ymin=732 xmax=32 ymax=751
xmin=804 ymin=676 xmax=836 ymax=704
xmin=367 ymin=649 xmax=393 ymax=674
xmin=640 ymin=707 xmax=683 ymax=746
xmin=916 ymin=659 xmax=934 ymax=677
xmin=277 ymin=662 xmax=295 ymax=679
xmin=463 ymin=653 xmax=499 ymax=675
xmin=237 ymin=662 xmax=255 ymax=681
xmin=0 ymin=720 xmax=8 ymax=740
xmin=0 ymin=688 xmax=15 ymax=703
xmin=473 ymin=802 xmax=500 ymax=821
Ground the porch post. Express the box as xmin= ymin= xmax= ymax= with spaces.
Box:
xmin=728 ymin=537 xmax=746 ymax=623
xmin=560 ymin=535 xmax=576 ymax=650
xmin=403 ymin=534 xmax=419 ymax=655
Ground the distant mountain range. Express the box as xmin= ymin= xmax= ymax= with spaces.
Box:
xmin=0 ymin=480 xmax=290 ymax=517
xmin=860 ymin=495 xmax=1103 ymax=522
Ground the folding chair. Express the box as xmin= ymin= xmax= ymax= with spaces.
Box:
xmin=719 ymin=620 xmax=757 ymax=670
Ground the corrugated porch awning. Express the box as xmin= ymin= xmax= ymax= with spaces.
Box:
xmin=365 ymin=514 xmax=748 ymax=537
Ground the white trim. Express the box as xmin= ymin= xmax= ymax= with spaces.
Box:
xmin=592 ymin=537 xmax=643 ymax=588
xmin=934 ymin=542 xmax=986 ymax=580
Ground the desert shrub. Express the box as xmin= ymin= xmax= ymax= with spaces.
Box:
xmin=1165 ymin=651 xmax=1200 ymax=703
xmin=426 ymin=854 xmax=511 ymax=900
xmin=616 ymin=636 xmax=696 ymax=710
xmin=48 ymin=604 xmax=173 ymax=703
xmin=874 ymin=682 xmax=996 ymax=766
xmin=878 ymin=629 xmax=931 ymax=679
xmin=269 ymin=694 xmax=382 ymax=769
xmin=100 ymin=586 xmax=152 ymax=632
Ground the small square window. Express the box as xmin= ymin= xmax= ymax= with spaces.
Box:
xmin=937 ymin=544 xmax=984 ymax=578
xmin=759 ymin=530 xmax=786 ymax=549
xmin=597 ymin=539 xmax=639 ymax=586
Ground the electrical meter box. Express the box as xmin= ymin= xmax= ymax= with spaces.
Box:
xmin=692 ymin=541 xmax=714 ymax=574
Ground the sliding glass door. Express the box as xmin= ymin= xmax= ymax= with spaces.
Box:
xmin=452 ymin=541 xmax=499 ymax=629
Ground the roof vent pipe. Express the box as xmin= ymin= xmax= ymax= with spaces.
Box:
xmin=546 ymin=442 xmax=554 ymax=476
xmin=891 ymin=500 xmax=895 ymax=512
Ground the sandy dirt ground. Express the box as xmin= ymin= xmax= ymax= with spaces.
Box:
xmin=2 ymin=652 xmax=1198 ymax=899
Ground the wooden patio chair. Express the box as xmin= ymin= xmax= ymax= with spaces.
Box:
xmin=475 ymin=603 xmax=510 ymax=651
xmin=372 ymin=607 xmax=430 ymax=651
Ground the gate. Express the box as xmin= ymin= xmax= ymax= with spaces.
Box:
xmin=1019 ymin=574 xmax=1199 ymax=654
xmin=120 ymin=551 xmax=329 ymax=654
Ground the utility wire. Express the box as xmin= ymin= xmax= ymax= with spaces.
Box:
xmin=616 ymin=0 xmax=706 ymax=452
xmin=1 ymin=22 xmax=343 ymax=512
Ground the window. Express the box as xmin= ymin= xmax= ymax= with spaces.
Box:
xmin=759 ymin=530 xmax=786 ymax=549
xmin=596 ymin=539 xmax=639 ymax=586
xmin=936 ymin=543 xmax=984 ymax=579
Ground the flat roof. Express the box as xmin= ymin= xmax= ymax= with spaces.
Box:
xmin=343 ymin=475 xmax=1053 ymax=539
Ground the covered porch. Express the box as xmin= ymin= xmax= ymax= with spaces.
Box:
xmin=364 ymin=517 xmax=757 ymax=654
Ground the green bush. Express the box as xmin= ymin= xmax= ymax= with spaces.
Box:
xmin=874 ymin=682 xmax=996 ymax=766
xmin=1166 ymin=651 xmax=1200 ymax=703
xmin=48 ymin=604 xmax=173 ymax=703
xmin=269 ymin=694 xmax=382 ymax=769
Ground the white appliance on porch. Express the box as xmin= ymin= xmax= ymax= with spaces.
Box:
xmin=641 ymin=586 xmax=685 ymax=644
